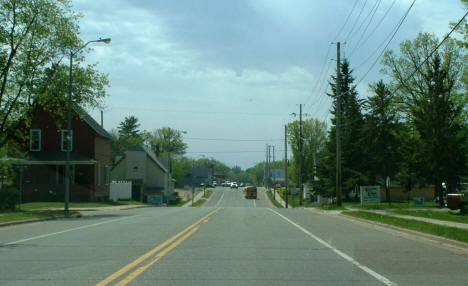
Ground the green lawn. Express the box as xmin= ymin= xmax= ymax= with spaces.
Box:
xmin=266 ymin=190 xmax=283 ymax=208
xmin=315 ymin=204 xmax=347 ymax=210
xmin=203 ymin=190 xmax=213 ymax=198
xmin=192 ymin=199 xmax=206 ymax=207
xmin=343 ymin=201 xmax=439 ymax=210
xmin=343 ymin=211 xmax=468 ymax=243
xmin=280 ymin=193 xmax=316 ymax=208
xmin=0 ymin=210 xmax=80 ymax=223
xmin=390 ymin=209 xmax=468 ymax=224
xmin=167 ymin=197 xmax=188 ymax=207
xmin=18 ymin=200 xmax=149 ymax=210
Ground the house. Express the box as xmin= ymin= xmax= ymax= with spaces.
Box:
xmin=184 ymin=167 xmax=213 ymax=187
xmin=110 ymin=145 xmax=174 ymax=202
xmin=5 ymin=104 xmax=112 ymax=202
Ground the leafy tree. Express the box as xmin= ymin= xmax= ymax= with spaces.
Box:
xmin=117 ymin=116 xmax=141 ymax=138
xmin=287 ymin=118 xmax=327 ymax=188
xmin=0 ymin=0 xmax=109 ymax=149
xmin=109 ymin=129 xmax=144 ymax=164
xmin=361 ymin=80 xmax=401 ymax=201
xmin=382 ymin=32 xmax=468 ymax=206
xmin=147 ymin=127 xmax=187 ymax=156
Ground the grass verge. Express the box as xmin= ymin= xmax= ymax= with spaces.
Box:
xmin=343 ymin=201 xmax=439 ymax=210
xmin=266 ymin=190 xmax=283 ymax=208
xmin=167 ymin=197 xmax=188 ymax=207
xmin=192 ymin=199 xmax=206 ymax=207
xmin=19 ymin=200 xmax=150 ymax=210
xmin=315 ymin=204 xmax=347 ymax=210
xmin=0 ymin=210 xmax=80 ymax=224
xmin=343 ymin=211 xmax=468 ymax=243
xmin=390 ymin=210 xmax=468 ymax=224
xmin=203 ymin=190 xmax=213 ymax=198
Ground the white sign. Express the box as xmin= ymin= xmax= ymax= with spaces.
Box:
xmin=360 ymin=186 xmax=381 ymax=205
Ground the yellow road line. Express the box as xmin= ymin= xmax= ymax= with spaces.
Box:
xmin=95 ymin=208 xmax=221 ymax=286
xmin=115 ymin=225 xmax=200 ymax=286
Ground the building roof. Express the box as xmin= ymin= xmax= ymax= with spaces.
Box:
xmin=129 ymin=144 xmax=168 ymax=173
xmin=73 ymin=105 xmax=112 ymax=140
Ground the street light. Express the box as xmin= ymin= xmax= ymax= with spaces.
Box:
xmin=65 ymin=38 xmax=111 ymax=212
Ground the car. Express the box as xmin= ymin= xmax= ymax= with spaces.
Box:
xmin=230 ymin=182 xmax=238 ymax=189
xmin=239 ymin=183 xmax=245 ymax=187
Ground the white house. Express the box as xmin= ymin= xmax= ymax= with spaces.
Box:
xmin=110 ymin=145 xmax=174 ymax=203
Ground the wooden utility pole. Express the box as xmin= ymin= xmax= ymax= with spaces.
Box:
xmin=336 ymin=42 xmax=342 ymax=207
xmin=284 ymin=125 xmax=288 ymax=208
xmin=299 ymin=103 xmax=303 ymax=206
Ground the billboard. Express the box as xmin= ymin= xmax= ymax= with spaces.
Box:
xmin=360 ymin=186 xmax=381 ymax=205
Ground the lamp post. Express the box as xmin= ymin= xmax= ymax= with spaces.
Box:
xmin=65 ymin=38 xmax=111 ymax=212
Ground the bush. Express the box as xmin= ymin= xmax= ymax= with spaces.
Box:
xmin=0 ymin=188 xmax=20 ymax=210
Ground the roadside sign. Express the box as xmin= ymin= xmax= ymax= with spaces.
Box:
xmin=413 ymin=197 xmax=425 ymax=206
xmin=360 ymin=186 xmax=381 ymax=206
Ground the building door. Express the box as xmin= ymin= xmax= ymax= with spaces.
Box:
xmin=132 ymin=184 xmax=141 ymax=201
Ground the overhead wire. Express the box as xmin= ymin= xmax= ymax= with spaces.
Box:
xmin=348 ymin=0 xmax=382 ymax=57
xmin=185 ymin=137 xmax=283 ymax=142
xmin=356 ymin=0 xmax=416 ymax=85
xmin=345 ymin=0 xmax=369 ymax=42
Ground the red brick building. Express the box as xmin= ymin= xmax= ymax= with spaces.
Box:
xmin=8 ymin=105 xmax=112 ymax=202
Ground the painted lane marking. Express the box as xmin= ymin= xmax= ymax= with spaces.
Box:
xmin=96 ymin=207 xmax=222 ymax=286
xmin=253 ymin=199 xmax=257 ymax=208
xmin=269 ymin=209 xmax=397 ymax=286
xmin=115 ymin=226 xmax=200 ymax=286
xmin=4 ymin=215 xmax=141 ymax=246
xmin=215 ymin=191 xmax=225 ymax=208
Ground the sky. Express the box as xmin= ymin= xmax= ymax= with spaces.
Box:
xmin=72 ymin=0 xmax=466 ymax=169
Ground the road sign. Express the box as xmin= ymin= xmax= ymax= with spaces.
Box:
xmin=360 ymin=186 xmax=381 ymax=206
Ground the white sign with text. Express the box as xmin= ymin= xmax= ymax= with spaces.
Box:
xmin=360 ymin=186 xmax=381 ymax=205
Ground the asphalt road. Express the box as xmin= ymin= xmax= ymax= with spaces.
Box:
xmin=1 ymin=187 xmax=467 ymax=285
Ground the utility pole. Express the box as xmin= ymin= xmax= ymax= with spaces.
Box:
xmin=336 ymin=42 xmax=343 ymax=207
xmin=284 ymin=125 xmax=288 ymax=208
xmin=273 ymin=145 xmax=276 ymax=200
xmin=299 ymin=103 xmax=303 ymax=206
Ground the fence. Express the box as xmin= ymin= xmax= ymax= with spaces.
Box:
xmin=110 ymin=181 xmax=132 ymax=201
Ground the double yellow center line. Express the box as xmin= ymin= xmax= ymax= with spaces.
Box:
xmin=96 ymin=207 xmax=222 ymax=286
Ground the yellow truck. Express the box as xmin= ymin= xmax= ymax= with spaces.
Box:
xmin=244 ymin=186 xmax=257 ymax=199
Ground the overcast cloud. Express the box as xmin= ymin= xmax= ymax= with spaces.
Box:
xmin=73 ymin=0 xmax=466 ymax=168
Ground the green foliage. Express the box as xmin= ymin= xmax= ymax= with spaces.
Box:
xmin=382 ymin=33 xmax=468 ymax=206
xmin=110 ymin=128 xmax=144 ymax=164
xmin=0 ymin=187 xmax=19 ymax=210
xmin=318 ymin=59 xmax=366 ymax=198
xmin=0 ymin=0 xmax=109 ymax=149
xmin=118 ymin=116 xmax=142 ymax=138
xmin=146 ymin=127 xmax=187 ymax=156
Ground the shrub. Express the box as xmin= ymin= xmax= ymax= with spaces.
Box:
xmin=0 ymin=188 xmax=20 ymax=210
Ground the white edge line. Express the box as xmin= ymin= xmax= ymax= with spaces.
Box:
xmin=269 ymin=209 xmax=397 ymax=286
xmin=4 ymin=215 xmax=141 ymax=246
xmin=253 ymin=199 xmax=257 ymax=208
xmin=215 ymin=191 xmax=225 ymax=208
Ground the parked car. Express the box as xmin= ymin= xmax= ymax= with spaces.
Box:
xmin=446 ymin=192 xmax=467 ymax=215
xmin=230 ymin=182 xmax=238 ymax=189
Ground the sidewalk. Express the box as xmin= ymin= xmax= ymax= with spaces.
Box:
xmin=27 ymin=204 xmax=151 ymax=212
xmin=264 ymin=188 xmax=288 ymax=208
xmin=348 ymin=208 xmax=468 ymax=230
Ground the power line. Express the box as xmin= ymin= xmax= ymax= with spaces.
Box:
xmin=356 ymin=0 xmax=416 ymax=85
xmin=185 ymin=137 xmax=283 ymax=142
xmin=333 ymin=0 xmax=360 ymax=41
xmin=349 ymin=0 xmax=382 ymax=57
xmin=345 ymin=0 xmax=369 ymax=42
xmin=186 ymin=150 xmax=285 ymax=154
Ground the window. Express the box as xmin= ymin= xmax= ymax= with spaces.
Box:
xmin=61 ymin=130 xmax=73 ymax=151
xmin=30 ymin=129 xmax=41 ymax=151
xmin=104 ymin=165 xmax=110 ymax=185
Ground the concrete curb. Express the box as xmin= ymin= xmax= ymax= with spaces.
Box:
xmin=0 ymin=213 xmax=82 ymax=228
